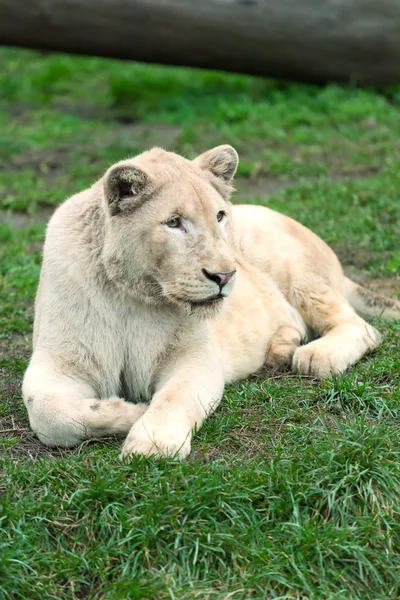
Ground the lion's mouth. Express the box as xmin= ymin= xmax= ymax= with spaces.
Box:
xmin=190 ymin=294 xmax=224 ymax=308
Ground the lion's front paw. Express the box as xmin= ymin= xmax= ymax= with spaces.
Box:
xmin=292 ymin=343 xmax=349 ymax=379
xmin=120 ymin=417 xmax=192 ymax=460
xmin=264 ymin=321 xmax=306 ymax=370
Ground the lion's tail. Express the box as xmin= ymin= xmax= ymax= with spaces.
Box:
xmin=342 ymin=277 xmax=400 ymax=321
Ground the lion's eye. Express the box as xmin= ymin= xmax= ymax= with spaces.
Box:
xmin=166 ymin=216 xmax=181 ymax=228
xmin=217 ymin=211 xmax=226 ymax=223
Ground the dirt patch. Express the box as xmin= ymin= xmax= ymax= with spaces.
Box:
xmin=351 ymin=276 xmax=400 ymax=299
xmin=6 ymin=122 xmax=181 ymax=176
xmin=334 ymin=245 xmax=399 ymax=298
xmin=10 ymin=144 xmax=71 ymax=176
xmin=234 ymin=176 xmax=289 ymax=201
xmin=341 ymin=264 xmax=400 ymax=298
xmin=335 ymin=247 xmax=377 ymax=270
xmin=334 ymin=247 xmax=400 ymax=302
xmin=0 ymin=415 xmax=65 ymax=459
xmin=1 ymin=207 xmax=55 ymax=229
xmin=366 ymin=277 xmax=400 ymax=297
xmin=0 ymin=372 xmax=54 ymax=459
xmin=108 ymin=122 xmax=182 ymax=149
xmin=234 ymin=167 xmax=381 ymax=202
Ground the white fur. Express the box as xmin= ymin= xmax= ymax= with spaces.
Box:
xmin=22 ymin=146 xmax=397 ymax=459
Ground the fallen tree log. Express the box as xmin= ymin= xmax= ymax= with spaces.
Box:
xmin=0 ymin=0 xmax=399 ymax=84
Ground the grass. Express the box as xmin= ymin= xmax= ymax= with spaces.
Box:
xmin=0 ymin=47 xmax=400 ymax=599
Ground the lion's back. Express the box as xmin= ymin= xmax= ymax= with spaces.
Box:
xmin=231 ymin=203 xmax=343 ymax=290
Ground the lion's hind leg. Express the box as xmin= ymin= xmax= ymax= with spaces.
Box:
xmin=23 ymin=353 xmax=147 ymax=447
xmin=292 ymin=284 xmax=381 ymax=378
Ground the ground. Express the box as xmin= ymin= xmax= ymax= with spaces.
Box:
xmin=0 ymin=48 xmax=399 ymax=600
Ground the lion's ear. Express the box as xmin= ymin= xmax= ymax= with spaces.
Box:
xmin=103 ymin=163 xmax=150 ymax=216
xmin=193 ymin=145 xmax=239 ymax=183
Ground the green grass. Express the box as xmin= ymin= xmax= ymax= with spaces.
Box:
xmin=1 ymin=47 xmax=400 ymax=599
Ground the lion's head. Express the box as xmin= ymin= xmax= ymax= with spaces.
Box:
xmin=101 ymin=145 xmax=239 ymax=317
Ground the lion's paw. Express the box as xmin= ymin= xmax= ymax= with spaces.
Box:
xmin=265 ymin=324 xmax=304 ymax=369
xmin=363 ymin=323 xmax=381 ymax=348
xmin=292 ymin=343 xmax=350 ymax=379
xmin=120 ymin=418 xmax=192 ymax=460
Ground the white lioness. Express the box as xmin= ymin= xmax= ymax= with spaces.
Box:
xmin=23 ymin=146 xmax=400 ymax=458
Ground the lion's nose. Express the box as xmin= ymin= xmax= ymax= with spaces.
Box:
xmin=202 ymin=269 xmax=236 ymax=288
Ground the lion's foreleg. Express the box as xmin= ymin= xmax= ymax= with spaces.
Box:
xmin=23 ymin=350 xmax=147 ymax=447
xmin=120 ymin=351 xmax=224 ymax=459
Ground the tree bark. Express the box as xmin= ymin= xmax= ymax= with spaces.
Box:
xmin=0 ymin=0 xmax=399 ymax=84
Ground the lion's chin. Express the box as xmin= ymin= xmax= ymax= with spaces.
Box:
xmin=188 ymin=295 xmax=225 ymax=319
xmin=164 ymin=292 xmax=225 ymax=319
